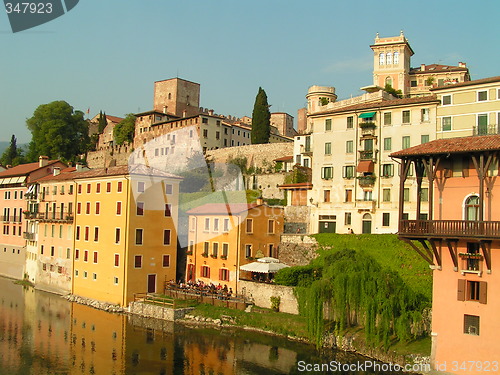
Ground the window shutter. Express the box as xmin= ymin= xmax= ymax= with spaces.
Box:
xmin=479 ymin=281 xmax=487 ymax=304
xmin=219 ymin=269 xmax=222 ymax=281
xmin=457 ymin=279 xmax=466 ymax=301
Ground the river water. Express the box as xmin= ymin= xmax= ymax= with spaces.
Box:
xmin=0 ymin=276 xmax=405 ymax=375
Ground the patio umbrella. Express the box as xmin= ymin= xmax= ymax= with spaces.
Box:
xmin=256 ymin=257 xmax=280 ymax=263
xmin=240 ymin=261 xmax=289 ymax=274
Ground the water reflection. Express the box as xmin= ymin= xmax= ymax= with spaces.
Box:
xmin=0 ymin=277 xmax=403 ymax=375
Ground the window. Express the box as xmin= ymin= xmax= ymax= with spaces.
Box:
xmin=137 ymin=202 xmax=144 ymax=216
xmin=215 ymin=131 xmax=220 ymax=140
xmin=165 ymin=184 xmax=173 ymax=195
xmin=382 ymin=213 xmax=390 ymax=227
xmin=75 ymin=249 xmax=79 ymax=260
xmin=212 ymin=243 xmax=218 ymax=257
xmin=76 ymin=226 xmax=80 ymax=240
xmin=382 ymin=164 xmax=394 ymax=177
xmin=219 ymin=269 xmax=229 ymax=281
xmin=464 ymin=315 xmax=480 ymax=335
xmin=465 ymin=242 xmax=480 ymax=271
xmin=86 ymin=202 xmax=90 ymax=215
xmin=379 ymin=53 xmax=385 ymax=65
xmin=84 ymin=250 xmax=88 ymax=262
xmin=386 ymin=52 xmax=392 ymax=64
xmin=201 ymin=266 xmax=210 ymax=278
xmin=202 ymin=117 xmax=208 ymax=124
xmin=323 ymin=190 xmax=331 ymax=203
xmin=477 ymin=114 xmax=488 ymax=135
xmin=202 ymin=242 xmax=209 ymax=256
xmin=363 ymin=190 xmax=373 ymax=201
xmin=382 ymin=189 xmax=391 ymax=202
xmin=116 ymin=202 xmax=122 ymax=215
xmin=223 ymin=218 xmax=230 ymax=232
xmin=134 ymin=255 xmax=142 ymax=268
xmin=246 ymin=219 xmax=253 ymax=233
xmin=117 ymin=181 xmax=122 ymax=192
xmin=477 ymin=90 xmax=488 ymax=102
xmin=138 ymin=182 xmax=145 ymax=193
xmin=325 ymin=119 xmax=332 ymax=131
xmin=402 ymin=136 xmax=411 ymax=149
xmin=114 ymin=277 xmax=118 ymax=285
xmin=442 ymin=95 xmax=452 ymax=105
xmin=222 ymin=243 xmax=229 ymax=258
xmin=383 ymin=112 xmax=392 ymax=125
xmin=420 ymin=188 xmax=429 ymax=202
xmin=410 ymin=80 xmax=417 ymax=87
xmin=84 ymin=226 xmax=89 ymax=241
xmin=324 ymin=142 xmax=331 ymax=155
xmin=346 ymin=116 xmax=354 ymax=129
xmin=203 ymin=129 xmax=208 ymax=138
xmin=95 ymin=202 xmax=100 ymax=215
xmin=268 ymin=220 xmax=275 ymax=234
xmin=115 ymin=228 xmax=120 ymax=243
xmin=93 ymin=251 xmax=98 ymax=264
xmin=403 ymin=188 xmax=410 ymax=202
xmin=213 ymin=218 xmax=219 ymax=232
xmin=393 ymin=51 xmax=399 ymax=64
xmin=346 ymin=140 xmax=353 ymax=154
xmin=50 ymin=246 xmax=55 ymax=256
xmin=163 ymin=204 xmax=171 ymax=217
xmin=343 ymin=166 xmax=355 ymax=179
xmin=96 ymin=183 xmax=100 ymax=193
xmin=383 ymin=137 xmax=392 ymax=151
xmin=345 ymin=212 xmax=351 ymax=225
xmin=94 ymin=227 xmax=99 ymax=242
xmin=245 ymin=244 xmax=252 ymax=258
xmin=114 ymin=254 xmax=119 ymax=267
xmin=163 ymin=230 xmax=171 ymax=245
xmin=135 ymin=229 xmax=143 ymax=245
xmin=86 ymin=184 xmax=91 ymax=194
xmin=321 ymin=166 xmax=333 ymax=180
xmin=421 ymin=134 xmax=429 ymax=144
xmin=402 ymin=110 xmax=411 ymax=124
xmin=442 ymin=117 xmax=452 ymax=131
xmin=204 ymin=218 xmax=210 ymax=231
xmin=162 ymin=255 xmax=170 ymax=267
xmin=345 ymin=189 xmax=352 ymax=202
xmin=78 ymin=184 xmax=82 ymax=194
xmin=421 ymin=108 xmax=430 ymax=122
xmin=106 ymin=182 xmax=111 ymax=193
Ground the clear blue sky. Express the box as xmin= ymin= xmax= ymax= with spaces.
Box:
xmin=1 ymin=0 xmax=499 ymax=144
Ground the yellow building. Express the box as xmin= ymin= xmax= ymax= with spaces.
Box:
xmin=431 ymin=76 xmax=500 ymax=139
xmin=72 ymin=165 xmax=181 ymax=306
xmin=186 ymin=202 xmax=284 ymax=292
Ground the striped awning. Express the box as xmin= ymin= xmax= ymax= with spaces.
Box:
xmin=0 ymin=176 xmax=26 ymax=185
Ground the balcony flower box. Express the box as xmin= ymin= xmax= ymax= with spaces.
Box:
xmin=201 ymin=252 xmax=209 ymax=258
xmin=210 ymin=254 xmax=218 ymax=259
xmin=359 ymin=122 xmax=376 ymax=129
xmin=221 ymin=255 xmax=227 ymax=260
xmin=458 ymin=253 xmax=483 ymax=260
xmin=357 ymin=175 xmax=376 ymax=187
xmin=186 ymin=250 xmax=193 ymax=256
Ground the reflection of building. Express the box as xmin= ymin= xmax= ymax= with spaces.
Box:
xmin=392 ymin=135 xmax=500 ymax=374
xmin=72 ymin=165 xmax=181 ymax=306
xmin=186 ymin=202 xmax=284 ymax=292
xmin=0 ymin=157 xmax=66 ymax=280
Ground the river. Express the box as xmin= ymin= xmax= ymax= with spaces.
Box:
xmin=0 ymin=276 xmax=407 ymax=375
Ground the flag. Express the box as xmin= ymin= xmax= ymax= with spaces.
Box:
xmin=87 ymin=108 xmax=90 ymax=114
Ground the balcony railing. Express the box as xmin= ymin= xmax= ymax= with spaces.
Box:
xmin=2 ymin=215 xmax=22 ymax=223
xmin=23 ymin=232 xmax=36 ymax=240
xmin=473 ymin=124 xmax=499 ymax=136
xmin=359 ymin=150 xmax=377 ymax=160
xmin=36 ymin=211 xmax=74 ymax=222
xmin=399 ymin=220 xmax=500 ymax=239
xmin=357 ymin=175 xmax=376 ymax=187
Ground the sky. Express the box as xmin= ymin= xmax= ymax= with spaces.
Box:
xmin=1 ymin=0 xmax=499 ymax=144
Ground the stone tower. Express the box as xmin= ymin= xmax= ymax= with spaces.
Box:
xmin=370 ymin=31 xmax=414 ymax=96
xmin=153 ymin=78 xmax=200 ymax=117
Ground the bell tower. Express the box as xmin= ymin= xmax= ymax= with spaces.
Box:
xmin=370 ymin=31 xmax=414 ymax=96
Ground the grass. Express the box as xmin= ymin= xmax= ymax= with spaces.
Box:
xmin=312 ymin=233 xmax=433 ymax=300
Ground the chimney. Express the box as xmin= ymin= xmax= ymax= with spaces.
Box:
xmin=420 ymin=64 xmax=426 ymax=72
xmin=163 ymin=106 xmax=168 ymax=114
xmin=5 ymin=165 xmax=11 ymax=169
xmin=39 ymin=156 xmax=49 ymax=167
xmin=256 ymin=196 xmax=264 ymax=206
xmin=182 ymin=109 xmax=187 ymax=117
xmin=208 ymin=109 xmax=214 ymax=116
xmin=53 ymin=167 xmax=61 ymax=176
xmin=458 ymin=62 xmax=467 ymax=68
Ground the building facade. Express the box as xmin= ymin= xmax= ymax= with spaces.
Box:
xmin=392 ymin=134 xmax=500 ymax=375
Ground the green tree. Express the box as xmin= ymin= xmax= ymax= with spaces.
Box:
xmin=384 ymin=84 xmax=403 ymax=98
xmin=113 ymin=114 xmax=136 ymax=145
xmin=98 ymin=111 xmax=108 ymax=133
xmin=0 ymin=134 xmax=23 ymax=167
xmin=26 ymin=101 xmax=90 ymax=162
xmin=251 ymin=87 xmax=271 ymax=144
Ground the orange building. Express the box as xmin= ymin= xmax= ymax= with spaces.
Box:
xmin=392 ymin=135 xmax=500 ymax=374
xmin=186 ymin=202 xmax=284 ymax=292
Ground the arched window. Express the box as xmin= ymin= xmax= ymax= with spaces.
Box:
xmin=394 ymin=51 xmax=399 ymax=64
xmin=379 ymin=53 xmax=385 ymax=66
xmin=386 ymin=52 xmax=392 ymax=65
xmin=385 ymin=76 xmax=393 ymax=87
xmin=465 ymin=195 xmax=480 ymax=221
xmin=362 ymin=213 xmax=372 ymax=234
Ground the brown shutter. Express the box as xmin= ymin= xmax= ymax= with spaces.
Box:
xmin=457 ymin=279 xmax=466 ymax=301
xmin=462 ymin=157 xmax=469 ymax=177
xmin=479 ymin=281 xmax=487 ymax=304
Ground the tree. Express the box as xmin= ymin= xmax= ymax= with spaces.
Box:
xmin=26 ymin=101 xmax=90 ymax=162
xmin=0 ymin=134 xmax=23 ymax=167
xmin=384 ymin=84 xmax=403 ymax=99
xmin=113 ymin=114 xmax=136 ymax=145
xmin=251 ymin=87 xmax=271 ymax=144
xmin=98 ymin=111 xmax=108 ymax=133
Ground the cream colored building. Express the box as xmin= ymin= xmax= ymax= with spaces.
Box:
xmin=431 ymin=76 xmax=500 ymax=139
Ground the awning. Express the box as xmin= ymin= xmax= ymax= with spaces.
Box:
xmin=240 ymin=261 xmax=290 ymax=274
xmin=0 ymin=176 xmax=26 ymax=185
xmin=359 ymin=112 xmax=376 ymax=119
xmin=357 ymin=160 xmax=374 ymax=173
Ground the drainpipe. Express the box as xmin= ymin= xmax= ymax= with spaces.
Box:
xmin=123 ymin=176 xmax=130 ymax=307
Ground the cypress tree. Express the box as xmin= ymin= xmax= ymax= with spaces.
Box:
xmin=98 ymin=111 xmax=108 ymax=133
xmin=251 ymin=87 xmax=271 ymax=144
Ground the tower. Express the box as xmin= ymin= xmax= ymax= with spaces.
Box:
xmin=370 ymin=31 xmax=414 ymax=96
xmin=153 ymin=78 xmax=200 ymax=117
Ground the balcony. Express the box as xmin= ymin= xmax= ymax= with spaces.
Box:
xmin=36 ymin=211 xmax=74 ymax=223
xmin=357 ymin=175 xmax=376 ymax=187
xmin=359 ymin=150 xmax=377 ymax=161
xmin=399 ymin=220 xmax=500 ymax=239
xmin=473 ymin=124 xmax=499 ymax=136
xmin=355 ymin=199 xmax=376 ymax=211
xmin=23 ymin=232 xmax=36 ymax=240
xmin=300 ymin=144 xmax=312 ymax=156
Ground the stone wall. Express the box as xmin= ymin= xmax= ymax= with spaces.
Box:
xmin=86 ymin=145 xmax=132 ymax=169
xmin=247 ymin=173 xmax=286 ymax=200
xmin=207 ymin=143 xmax=293 ymax=169
xmin=128 ymin=301 xmax=193 ymax=321
xmin=284 ymin=206 xmax=311 ymax=234
xmin=278 ymin=235 xmax=318 ymax=267
xmin=239 ymin=280 xmax=298 ymax=315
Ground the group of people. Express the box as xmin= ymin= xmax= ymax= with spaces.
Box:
xmin=168 ymin=279 xmax=234 ymax=299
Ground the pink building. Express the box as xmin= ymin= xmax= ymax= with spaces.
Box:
xmin=392 ymin=135 xmax=500 ymax=374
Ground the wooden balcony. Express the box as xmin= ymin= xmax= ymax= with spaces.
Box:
xmin=399 ymin=220 xmax=500 ymax=239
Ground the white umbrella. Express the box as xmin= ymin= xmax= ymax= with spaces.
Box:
xmin=240 ymin=261 xmax=289 ymax=274
xmin=256 ymin=257 xmax=280 ymax=263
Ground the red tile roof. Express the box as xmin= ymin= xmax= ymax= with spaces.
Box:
xmin=390 ymin=135 xmax=500 ymax=158
xmin=186 ymin=203 xmax=260 ymax=215
xmin=105 ymin=115 xmax=124 ymax=124
xmin=0 ymin=160 xmax=62 ymax=177
xmin=274 ymin=155 xmax=293 ymax=162
xmin=430 ymin=76 xmax=500 ymax=91
xmin=278 ymin=182 xmax=312 ymax=189
xmin=410 ymin=64 xmax=468 ymax=75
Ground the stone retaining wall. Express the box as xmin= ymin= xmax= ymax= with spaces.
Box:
xmin=278 ymin=235 xmax=318 ymax=267
xmin=239 ymin=280 xmax=298 ymax=315
xmin=128 ymin=301 xmax=193 ymax=321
